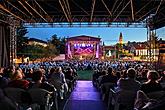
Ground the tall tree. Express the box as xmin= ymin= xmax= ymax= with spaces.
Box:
xmin=16 ymin=25 xmax=28 ymax=57
xmin=59 ymin=37 xmax=66 ymax=54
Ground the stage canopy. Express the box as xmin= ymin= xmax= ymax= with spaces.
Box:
xmin=0 ymin=0 xmax=164 ymax=29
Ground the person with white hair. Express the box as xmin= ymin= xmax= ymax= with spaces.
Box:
xmin=134 ymin=70 xmax=164 ymax=110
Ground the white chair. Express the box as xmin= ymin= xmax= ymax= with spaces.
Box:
xmin=28 ymin=88 xmax=55 ymax=110
xmin=108 ymin=89 xmax=136 ymax=110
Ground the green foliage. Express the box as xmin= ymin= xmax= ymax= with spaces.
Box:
xmin=45 ymin=43 xmax=59 ymax=56
xmin=48 ymin=34 xmax=66 ymax=54
xmin=59 ymin=37 xmax=66 ymax=54
xmin=21 ymin=44 xmax=45 ymax=60
xmin=17 ymin=29 xmax=65 ymax=60
xmin=16 ymin=25 xmax=28 ymax=56
xmin=21 ymin=43 xmax=59 ymax=60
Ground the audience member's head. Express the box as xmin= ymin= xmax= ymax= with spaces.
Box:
xmin=147 ymin=70 xmax=160 ymax=81
xmin=12 ymin=70 xmax=23 ymax=80
xmin=49 ymin=67 xmax=56 ymax=74
xmin=102 ymin=70 xmax=107 ymax=75
xmin=32 ymin=70 xmax=43 ymax=82
xmin=141 ymin=69 xmax=148 ymax=78
xmin=56 ymin=66 xmax=62 ymax=73
xmin=127 ymin=68 xmax=136 ymax=79
xmin=28 ymin=68 xmax=33 ymax=74
xmin=121 ymin=70 xmax=127 ymax=78
xmin=107 ymin=67 xmax=113 ymax=74
xmin=116 ymin=71 xmax=121 ymax=79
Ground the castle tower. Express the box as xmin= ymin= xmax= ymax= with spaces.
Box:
xmin=119 ymin=32 xmax=123 ymax=44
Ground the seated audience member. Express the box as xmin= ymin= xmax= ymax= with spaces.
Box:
xmin=116 ymin=68 xmax=141 ymax=92
xmin=157 ymin=70 xmax=165 ymax=83
xmin=92 ymin=69 xmax=100 ymax=86
xmin=39 ymin=68 xmax=47 ymax=82
xmin=4 ymin=66 xmax=16 ymax=80
xmin=49 ymin=67 xmax=67 ymax=86
xmin=0 ymin=67 xmax=8 ymax=89
xmin=65 ymin=68 xmax=74 ymax=81
xmin=120 ymin=69 xmax=127 ymax=79
xmin=116 ymin=71 xmax=121 ymax=80
xmin=8 ymin=70 xmax=29 ymax=89
xmin=72 ymin=68 xmax=78 ymax=78
xmin=47 ymin=67 xmax=56 ymax=79
xmin=0 ymin=89 xmax=17 ymax=110
xmin=29 ymin=70 xmax=58 ymax=109
xmin=98 ymin=70 xmax=107 ymax=85
xmin=140 ymin=70 xmax=162 ymax=94
xmin=136 ymin=69 xmax=148 ymax=83
xmin=29 ymin=70 xmax=56 ymax=92
xmin=134 ymin=70 xmax=164 ymax=109
xmin=108 ymin=68 xmax=140 ymax=110
xmin=100 ymin=67 xmax=118 ymax=86
xmin=65 ymin=68 xmax=75 ymax=91
xmin=49 ymin=67 xmax=68 ymax=99
xmin=25 ymin=68 xmax=33 ymax=80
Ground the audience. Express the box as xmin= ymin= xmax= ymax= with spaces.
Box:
xmin=135 ymin=70 xmax=164 ymax=110
xmin=100 ymin=67 xmax=118 ymax=86
xmin=0 ymin=60 xmax=164 ymax=110
xmin=8 ymin=69 xmax=29 ymax=89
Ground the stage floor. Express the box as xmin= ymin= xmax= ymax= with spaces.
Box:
xmin=63 ymin=81 xmax=107 ymax=110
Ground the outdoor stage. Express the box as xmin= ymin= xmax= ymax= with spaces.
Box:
xmin=65 ymin=35 xmax=103 ymax=60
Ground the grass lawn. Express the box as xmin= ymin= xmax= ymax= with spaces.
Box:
xmin=77 ymin=70 xmax=94 ymax=80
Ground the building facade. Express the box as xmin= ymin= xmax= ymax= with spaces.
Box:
xmin=28 ymin=38 xmax=47 ymax=47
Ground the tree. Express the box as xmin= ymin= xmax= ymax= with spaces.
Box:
xmin=59 ymin=37 xmax=66 ymax=54
xmin=48 ymin=34 xmax=66 ymax=54
xmin=16 ymin=25 xmax=28 ymax=57
xmin=45 ymin=43 xmax=58 ymax=57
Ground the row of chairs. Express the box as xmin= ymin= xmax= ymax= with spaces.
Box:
xmin=3 ymin=87 xmax=58 ymax=110
xmin=95 ymin=81 xmax=165 ymax=110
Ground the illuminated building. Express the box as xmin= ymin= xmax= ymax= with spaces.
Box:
xmin=28 ymin=38 xmax=47 ymax=47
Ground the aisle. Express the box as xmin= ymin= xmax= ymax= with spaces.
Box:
xmin=63 ymin=81 xmax=107 ymax=110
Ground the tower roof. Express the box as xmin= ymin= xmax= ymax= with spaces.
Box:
xmin=119 ymin=32 xmax=123 ymax=44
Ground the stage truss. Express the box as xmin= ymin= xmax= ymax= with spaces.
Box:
xmin=0 ymin=0 xmax=164 ymax=65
